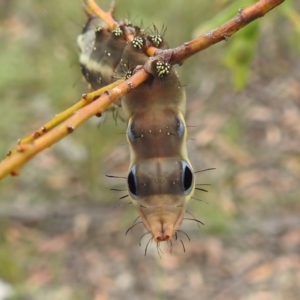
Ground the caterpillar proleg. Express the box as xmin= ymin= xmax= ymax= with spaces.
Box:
xmin=78 ymin=8 xmax=196 ymax=243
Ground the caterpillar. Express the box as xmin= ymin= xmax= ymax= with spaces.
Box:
xmin=78 ymin=8 xmax=196 ymax=243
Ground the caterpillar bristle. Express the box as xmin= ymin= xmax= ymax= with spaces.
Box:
xmin=125 ymin=221 xmax=142 ymax=236
xmin=144 ymin=237 xmax=153 ymax=256
xmin=146 ymin=23 xmax=168 ymax=48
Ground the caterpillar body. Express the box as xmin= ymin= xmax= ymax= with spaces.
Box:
xmin=78 ymin=11 xmax=195 ymax=243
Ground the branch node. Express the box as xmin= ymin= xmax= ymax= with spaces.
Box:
xmin=33 ymin=132 xmax=41 ymax=139
xmin=7 ymin=151 xmax=12 ymax=157
xmin=236 ymin=8 xmax=245 ymax=23
xmin=184 ymin=42 xmax=190 ymax=52
xmin=82 ymin=93 xmax=88 ymax=99
xmin=10 ymin=170 xmax=19 ymax=176
xmin=41 ymin=126 xmax=47 ymax=133
xmin=67 ymin=125 xmax=75 ymax=133
xmin=205 ymin=30 xmax=215 ymax=38
xmin=127 ymin=81 xmax=135 ymax=91
xmin=17 ymin=144 xmax=28 ymax=153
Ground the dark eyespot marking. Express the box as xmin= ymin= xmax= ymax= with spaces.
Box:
xmin=127 ymin=120 xmax=135 ymax=142
xmin=128 ymin=165 xmax=138 ymax=198
xmin=181 ymin=161 xmax=193 ymax=194
xmin=176 ymin=117 xmax=185 ymax=137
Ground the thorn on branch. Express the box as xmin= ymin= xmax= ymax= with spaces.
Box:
xmin=82 ymin=93 xmax=88 ymax=99
xmin=41 ymin=126 xmax=47 ymax=133
xmin=6 ymin=151 xmax=12 ymax=157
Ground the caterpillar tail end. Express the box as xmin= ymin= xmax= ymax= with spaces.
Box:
xmin=151 ymin=222 xmax=174 ymax=242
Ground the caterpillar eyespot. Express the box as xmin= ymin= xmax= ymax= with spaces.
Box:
xmin=181 ymin=161 xmax=194 ymax=194
xmin=78 ymin=6 xmax=207 ymax=245
xmin=128 ymin=165 xmax=138 ymax=199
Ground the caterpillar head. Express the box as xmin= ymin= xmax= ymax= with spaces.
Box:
xmin=127 ymin=158 xmax=194 ymax=242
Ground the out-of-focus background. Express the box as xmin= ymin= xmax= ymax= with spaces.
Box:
xmin=0 ymin=0 xmax=299 ymax=299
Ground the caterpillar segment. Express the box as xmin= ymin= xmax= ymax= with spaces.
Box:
xmin=78 ymin=12 xmax=195 ymax=243
xmin=77 ymin=16 xmax=108 ymax=89
xmin=78 ymin=16 xmax=139 ymax=90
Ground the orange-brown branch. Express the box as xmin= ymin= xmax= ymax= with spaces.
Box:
xmin=0 ymin=71 xmax=147 ymax=180
xmin=83 ymin=0 xmax=117 ymax=30
xmin=169 ymin=0 xmax=285 ymax=65
xmin=8 ymin=80 xmax=123 ymax=156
